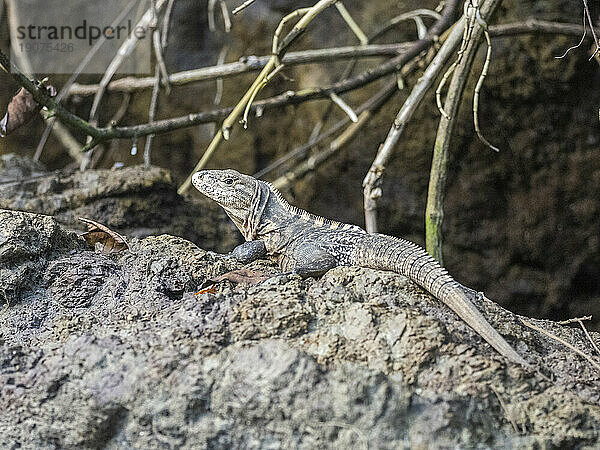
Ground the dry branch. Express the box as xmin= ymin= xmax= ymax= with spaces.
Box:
xmin=0 ymin=9 xmax=594 ymax=171
xmin=362 ymin=13 xmax=465 ymax=232
xmin=81 ymin=0 xmax=168 ymax=170
xmin=232 ymin=0 xmax=257 ymax=15
xmin=65 ymin=19 xmax=596 ymax=97
xmin=178 ymin=0 xmax=341 ymax=194
xmin=32 ymin=0 xmax=140 ymax=161
xmin=335 ymin=2 xmax=368 ymax=45
xmin=66 ymin=43 xmax=412 ymax=96
xmin=426 ymin=0 xmax=503 ymax=262
xmin=88 ymin=0 xmax=168 ymax=124
xmin=521 ymin=319 xmax=600 ymax=373
xmin=272 ymin=79 xmax=399 ymax=189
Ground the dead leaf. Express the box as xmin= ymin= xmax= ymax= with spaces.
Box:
xmin=79 ymin=217 xmax=128 ymax=254
xmin=212 ymin=268 xmax=272 ymax=286
xmin=0 ymin=85 xmax=56 ymax=137
xmin=194 ymin=286 xmax=217 ymax=295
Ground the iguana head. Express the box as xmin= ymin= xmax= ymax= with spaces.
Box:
xmin=192 ymin=169 xmax=263 ymax=239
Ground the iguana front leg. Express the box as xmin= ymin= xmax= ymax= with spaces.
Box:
xmin=281 ymin=241 xmax=338 ymax=278
xmin=230 ymin=240 xmax=267 ymax=264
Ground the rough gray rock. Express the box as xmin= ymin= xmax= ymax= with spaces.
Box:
xmin=0 ymin=155 xmax=241 ymax=253
xmin=1 ymin=209 xmax=599 ymax=449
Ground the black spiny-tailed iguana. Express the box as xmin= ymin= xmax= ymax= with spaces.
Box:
xmin=192 ymin=169 xmax=527 ymax=366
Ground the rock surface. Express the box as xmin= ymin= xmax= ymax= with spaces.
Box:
xmin=1 ymin=208 xmax=599 ymax=449
xmin=1 ymin=0 xmax=599 ymax=328
xmin=0 ymin=154 xmax=241 ymax=253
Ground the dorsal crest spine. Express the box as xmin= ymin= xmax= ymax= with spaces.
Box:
xmin=265 ymin=181 xmax=343 ymax=229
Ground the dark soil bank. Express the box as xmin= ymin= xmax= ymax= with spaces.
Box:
xmin=1 ymin=162 xmax=600 ymax=449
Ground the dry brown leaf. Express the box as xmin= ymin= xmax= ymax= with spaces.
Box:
xmin=79 ymin=217 xmax=128 ymax=254
xmin=194 ymin=286 xmax=218 ymax=295
xmin=0 ymin=85 xmax=56 ymax=137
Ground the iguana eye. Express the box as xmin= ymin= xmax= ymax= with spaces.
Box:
xmin=223 ymin=178 xmax=234 ymax=185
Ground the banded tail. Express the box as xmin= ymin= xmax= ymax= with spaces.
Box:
xmin=353 ymin=234 xmax=527 ymax=366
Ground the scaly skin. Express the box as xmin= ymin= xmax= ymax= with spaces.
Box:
xmin=192 ymin=169 xmax=528 ymax=366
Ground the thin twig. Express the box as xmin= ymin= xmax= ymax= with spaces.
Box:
xmin=581 ymin=0 xmax=600 ymax=59
xmin=81 ymin=0 xmax=167 ymax=169
xmin=214 ymin=45 xmax=230 ymax=105
xmin=578 ymin=320 xmax=600 ymax=358
xmin=520 ymin=318 xmax=600 ymax=372
xmin=297 ymin=7 xmax=438 ymax=183
xmin=253 ymin=118 xmax=348 ymax=178
xmin=329 ymin=92 xmax=358 ymax=122
xmin=254 ymin=57 xmax=420 ymax=180
xmin=45 ymin=120 xmax=84 ymax=163
xmin=555 ymin=12 xmax=587 ymax=59
xmin=335 ymin=2 xmax=368 ymax=45
xmin=369 ymin=9 xmax=443 ymax=43
xmin=220 ymin=0 xmax=232 ymax=32
xmin=89 ymin=93 xmax=132 ymax=169
xmin=162 ymin=0 xmax=175 ymax=48
xmin=556 ymin=315 xmax=592 ymax=325
xmin=272 ymin=79 xmax=398 ymax=190
xmin=558 ymin=316 xmax=600 ymax=358
xmin=490 ymin=386 xmax=520 ymax=434
xmin=232 ymin=0 xmax=257 ymax=15
xmin=88 ymin=0 xmax=167 ymax=125
xmin=436 ymin=1 xmax=478 ymax=119
xmin=307 ymin=3 xmax=370 ymax=147
xmin=306 ymin=0 xmax=372 ymax=139
xmin=32 ymin=0 xmax=139 ymax=161
xmin=208 ymin=0 xmax=217 ymax=32
xmin=144 ymin=64 xmax=161 ymax=167
xmin=472 ymin=26 xmax=499 ymax=152
xmin=152 ymin=11 xmax=171 ymax=93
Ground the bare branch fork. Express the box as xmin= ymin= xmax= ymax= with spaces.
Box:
xmin=426 ymin=0 xmax=503 ymax=263
xmin=288 ymin=7 xmax=440 ymax=188
xmin=362 ymin=0 xmax=504 ymax=237
xmin=232 ymin=0 xmax=257 ymax=16
xmin=177 ymin=0 xmax=341 ymax=195
xmin=81 ymin=0 xmax=169 ymax=170
xmin=32 ymin=0 xmax=140 ymax=163
xmin=581 ymin=0 xmax=600 ymax=59
xmin=436 ymin=0 xmax=499 ymax=152
xmin=271 ymin=78 xmax=399 ymax=190
xmin=362 ymin=0 xmax=464 ymax=233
